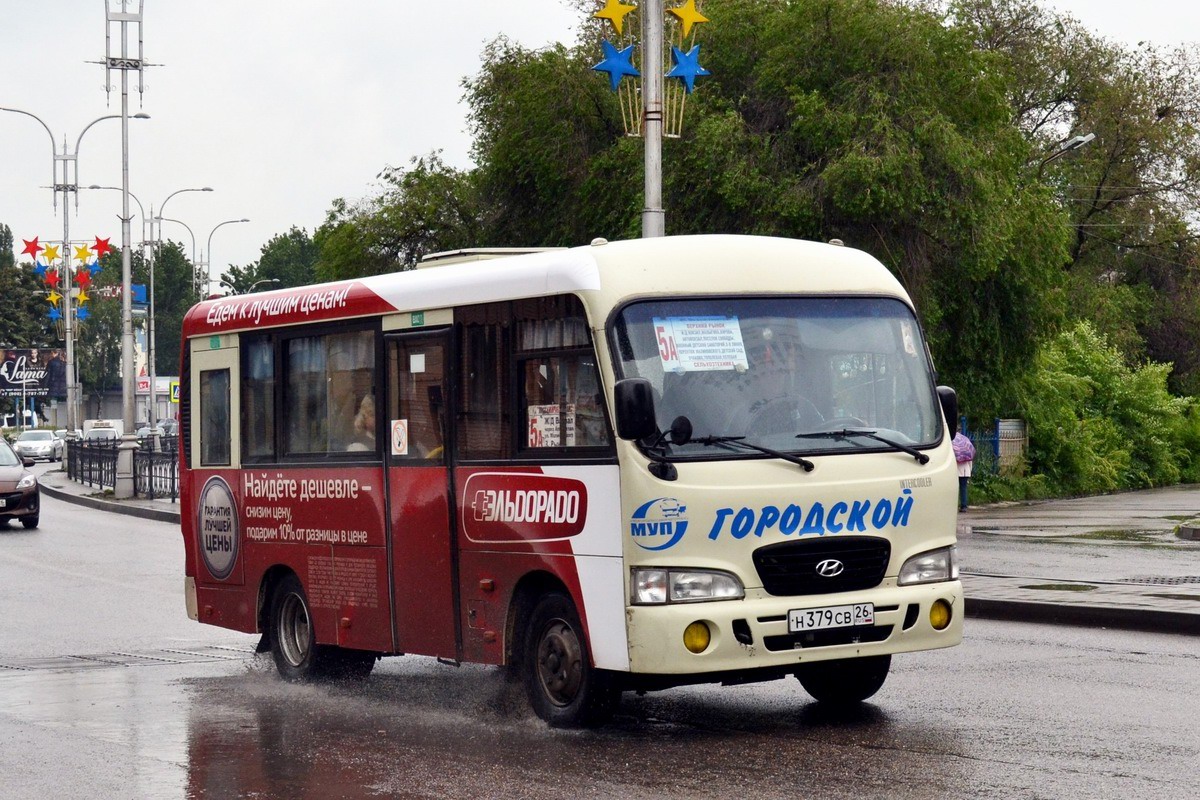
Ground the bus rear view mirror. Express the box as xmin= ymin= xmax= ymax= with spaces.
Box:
xmin=614 ymin=379 xmax=658 ymax=441
xmin=937 ymin=386 xmax=958 ymax=438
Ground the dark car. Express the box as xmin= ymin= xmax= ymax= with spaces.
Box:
xmin=0 ymin=439 xmax=39 ymax=529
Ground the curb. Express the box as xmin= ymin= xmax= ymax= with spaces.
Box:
xmin=965 ymin=597 xmax=1200 ymax=636
xmin=39 ymin=480 xmax=182 ymax=525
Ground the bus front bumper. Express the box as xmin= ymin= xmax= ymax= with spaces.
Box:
xmin=623 ymin=580 xmax=963 ymax=677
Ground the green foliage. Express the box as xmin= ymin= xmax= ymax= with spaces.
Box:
xmin=224 ymin=226 xmax=318 ymax=292
xmin=1018 ymin=321 xmax=1189 ymax=494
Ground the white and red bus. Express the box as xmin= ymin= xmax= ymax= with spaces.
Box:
xmin=180 ymin=235 xmax=963 ymax=726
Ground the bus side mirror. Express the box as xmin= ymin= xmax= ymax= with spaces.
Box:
xmin=614 ymin=379 xmax=658 ymax=441
xmin=937 ymin=386 xmax=958 ymax=438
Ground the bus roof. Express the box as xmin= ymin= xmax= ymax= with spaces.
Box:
xmin=182 ymin=235 xmax=909 ymax=339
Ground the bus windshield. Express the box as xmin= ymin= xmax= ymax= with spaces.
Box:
xmin=611 ymin=296 xmax=943 ymax=459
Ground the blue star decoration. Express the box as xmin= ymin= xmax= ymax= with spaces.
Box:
xmin=593 ymin=39 xmax=639 ymax=91
xmin=88 ymin=261 xmax=103 ymax=275
xmin=48 ymin=307 xmax=62 ymax=321
xmin=666 ymin=44 xmax=711 ymax=94
xmin=34 ymin=262 xmax=48 ymax=277
xmin=76 ymin=306 xmax=90 ymax=321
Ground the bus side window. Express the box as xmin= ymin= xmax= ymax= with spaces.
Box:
xmin=521 ymin=354 xmax=610 ymax=449
xmin=242 ymin=336 xmax=275 ymax=460
xmin=200 ymin=368 xmax=231 ymax=467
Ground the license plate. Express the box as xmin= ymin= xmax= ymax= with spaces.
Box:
xmin=788 ymin=602 xmax=874 ymax=632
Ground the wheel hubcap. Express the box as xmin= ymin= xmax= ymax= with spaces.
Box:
xmin=536 ymin=619 xmax=583 ymax=706
xmin=278 ymin=592 xmax=311 ymax=667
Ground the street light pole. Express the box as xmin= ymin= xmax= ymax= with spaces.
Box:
xmin=105 ymin=0 xmax=148 ymax=499
xmin=641 ymin=0 xmax=665 ymax=238
xmin=0 ymin=107 xmax=147 ymax=437
xmin=205 ymin=218 xmax=251 ymax=295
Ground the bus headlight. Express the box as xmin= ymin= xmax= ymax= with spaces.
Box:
xmin=898 ymin=546 xmax=959 ymax=585
xmin=631 ymin=568 xmax=745 ymax=605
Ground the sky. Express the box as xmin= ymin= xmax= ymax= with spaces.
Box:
xmin=1 ymin=1 xmax=1197 ymax=284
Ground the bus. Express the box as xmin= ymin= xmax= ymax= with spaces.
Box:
xmin=179 ymin=234 xmax=963 ymax=727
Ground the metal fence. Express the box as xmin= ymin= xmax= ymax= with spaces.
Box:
xmin=961 ymin=418 xmax=1027 ymax=477
xmin=66 ymin=436 xmax=179 ymax=502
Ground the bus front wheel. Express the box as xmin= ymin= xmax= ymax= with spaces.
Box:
xmin=268 ymin=574 xmax=376 ymax=681
xmin=523 ymin=592 xmax=616 ymax=727
xmin=797 ymin=654 xmax=890 ymax=705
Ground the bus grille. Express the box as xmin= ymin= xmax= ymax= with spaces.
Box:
xmin=752 ymin=536 xmax=891 ymax=596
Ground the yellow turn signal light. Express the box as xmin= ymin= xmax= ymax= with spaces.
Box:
xmin=929 ymin=599 xmax=953 ymax=631
xmin=683 ymin=621 xmax=711 ymax=653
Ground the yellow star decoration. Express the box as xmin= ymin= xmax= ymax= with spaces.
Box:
xmin=595 ymin=0 xmax=637 ymax=36
xmin=669 ymin=0 xmax=709 ymax=38
xmin=74 ymin=244 xmax=93 ymax=264
xmin=46 ymin=291 xmax=62 ymax=305
xmin=76 ymin=289 xmax=89 ymax=304
xmin=42 ymin=243 xmax=61 ymax=263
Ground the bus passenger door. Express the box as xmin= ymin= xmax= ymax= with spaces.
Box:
xmin=384 ymin=331 xmax=458 ymax=659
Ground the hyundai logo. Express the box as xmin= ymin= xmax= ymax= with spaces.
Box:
xmin=815 ymin=559 xmax=845 ymax=578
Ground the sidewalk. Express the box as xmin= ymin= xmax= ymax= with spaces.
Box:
xmin=34 ymin=465 xmax=1200 ymax=635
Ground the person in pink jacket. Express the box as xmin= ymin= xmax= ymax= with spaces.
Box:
xmin=952 ymin=431 xmax=976 ymax=511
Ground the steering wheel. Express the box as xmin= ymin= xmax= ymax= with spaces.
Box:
xmin=747 ymin=396 xmax=823 ymax=434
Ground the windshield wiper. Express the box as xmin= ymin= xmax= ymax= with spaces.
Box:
xmin=693 ymin=434 xmax=815 ymax=472
xmin=796 ymin=428 xmax=930 ymax=465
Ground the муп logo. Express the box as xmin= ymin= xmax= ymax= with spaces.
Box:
xmin=815 ymin=558 xmax=845 ymax=578
xmin=630 ymin=498 xmax=688 ymax=551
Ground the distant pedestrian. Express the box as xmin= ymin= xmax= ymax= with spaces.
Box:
xmin=953 ymin=431 xmax=976 ymax=511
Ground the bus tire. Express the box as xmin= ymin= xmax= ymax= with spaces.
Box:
xmin=268 ymin=574 xmax=335 ymax=681
xmin=523 ymin=592 xmax=616 ymax=728
xmin=797 ymin=654 xmax=890 ymax=705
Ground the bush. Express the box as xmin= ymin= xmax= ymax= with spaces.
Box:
xmin=1016 ymin=322 xmax=1190 ymax=495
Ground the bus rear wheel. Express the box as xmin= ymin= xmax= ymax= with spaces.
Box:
xmin=268 ymin=574 xmax=376 ymax=681
xmin=523 ymin=592 xmax=616 ymax=728
xmin=797 ymin=654 xmax=890 ymax=705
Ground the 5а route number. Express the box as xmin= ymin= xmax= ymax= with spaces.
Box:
xmin=788 ymin=603 xmax=874 ymax=632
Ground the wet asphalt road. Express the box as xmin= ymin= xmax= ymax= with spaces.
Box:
xmin=1 ymin=489 xmax=1197 ymax=799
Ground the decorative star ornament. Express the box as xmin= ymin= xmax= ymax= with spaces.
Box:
xmin=666 ymin=44 xmax=710 ymax=93
xmin=594 ymin=0 xmax=637 ymax=36
xmin=21 ymin=237 xmax=43 ymax=259
xmin=76 ymin=289 xmax=90 ymax=305
xmin=92 ymin=236 xmax=113 ymax=258
xmin=46 ymin=290 xmax=63 ymax=305
xmin=669 ymin=0 xmax=709 ymax=38
xmin=88 ymin=261 xmax=103 ymax=275
xmin=593 ymin=39 xmax=640 ymax=91
xmin=76 ymin=306 xmax=90 ymax=321
xmin=48 ymin=307 xmax=62 ymax=321
xmin=44 ymin=270 xmax=61 ymax=288
xmin=33 ymin=262 xmax=49 ymax=277
xmin=76 ymin=270 xmax=92 ymax=288
xmin=74 ymin=244 xmax=93 ymax=264
xmin=42 ymin=243 xmax=61 ymax=263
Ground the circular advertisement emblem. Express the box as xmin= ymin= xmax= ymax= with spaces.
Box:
xmin=198 ymin=476 xmax=239 ymax=580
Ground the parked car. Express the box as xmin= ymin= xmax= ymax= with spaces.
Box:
xmin=135 ymin=425 xmax=166 ymax=439
xmin=13 ymin=430 xmax=63 ymax=462
xmin=53 ymin=428 xmax=83 ymax=441
xmin=0 ymin=439 xmax=39 ymax=529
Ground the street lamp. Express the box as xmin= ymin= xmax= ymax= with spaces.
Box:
xmin=205 ymin=218 xmax=251 ymax=295
xmin=1037 ymin=133 xmax=1095 ymax=175
xmin=0 ymin=107 xmax=149 ymax=437
xmin=220 ymin=277 xmax=279 ymax=295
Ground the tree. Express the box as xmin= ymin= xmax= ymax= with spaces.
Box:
xmin=951 ymin=0 xmax=1200 ymax=391
xmin=76 ymin=251 xmax=125 ymax=415
xmin=222 ymin=226 xmax=319 ymax=293
xmin=141 ymin=240 xmax=201 ymax=376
